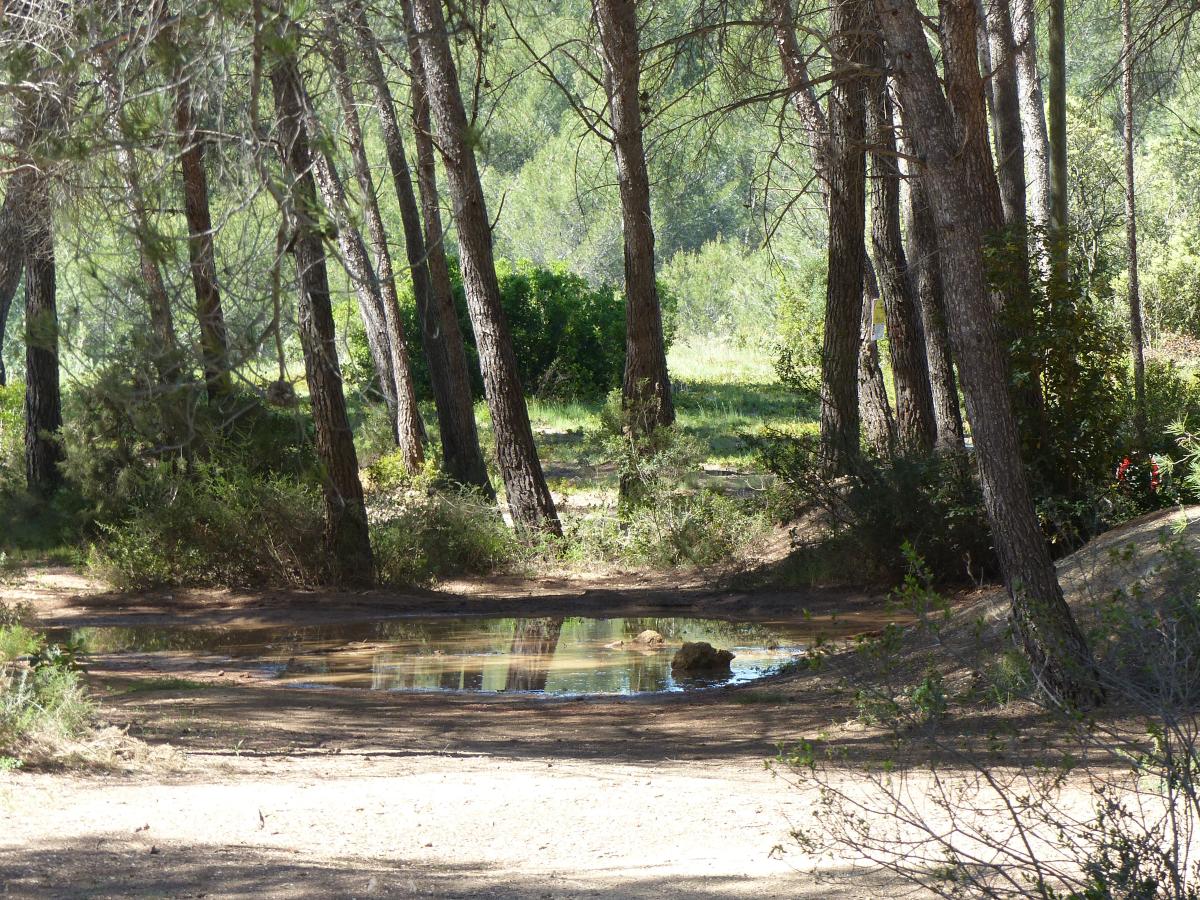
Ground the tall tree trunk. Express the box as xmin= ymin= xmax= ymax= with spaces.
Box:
xmin=321 ymin=9 xmax=425 ymax=471
xmin=865 ymin=28 xmax=936 ymax=454
xmin=99 ymin=65 xmax=182 ymax=386
xmin=1010 ymin=0 xmax=1050 ymax=228
xmin=939 ymin=0 xmax=1005 ymax=244
xmin=874 ymin=0 xmax=1102 ymax=709
xmin=0 ymin=177 xmax=29 ymax=387
xmin=1046 ymin=0 xmax=1068 ymax=275
xmin=820 ymin=0 xmax=871 ymax=472
xmin=593 ymin=0 xmax=674 ymax=437
xmin=1122 ymin=0 xmax=1146 ymax=445
xmin=983 ymin=0 xmax=1028 ymax=231
xmin=269 ymin=43 xmax=374 ymax=584
xmin=172 ymin=55 xmax=232 ymax=400
xmin=859 ymin=267 xmax=896 ymax=457
xmin=23 ymin=178 xmax=61 ymax=495
xmin=899 ymin=136 xmax=966 ymax=453
xmin=352 ymin=0 xmax=493 ymax=495
xmin=407 ymin=0 xmax=561 ymax=535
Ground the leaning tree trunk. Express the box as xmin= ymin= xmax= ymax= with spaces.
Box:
xmin=865 ymin=25 xmax=936 ymax=455
xmin=1122 ymin=0 xmax=1146 ymax=446
xmin=874 ymin=0 xmax=1102 ymax=710
xmin=1010 ymin=0 xmax=1050 ymax=229
xmin=353 ymin=0 xmax=493 ymax=495
xmin=983 ymin=0 xmax=1028 ymax=232
xmin=321 ymin=9 xmax=426 ymax=472
xmin=269 ymin=44 xmax=374 ymax=584
xmin=593 ymin=0 xmax=675 ymax=438
xmin=0 ymin=177 xmax=29 ymax=387
xmin=173 ymin=58 xmax=232 ymax=400
xmin=820 ymin=0 xmax=871 ymax=472
xmin=407 ymin=0 xmax=561 ymax=535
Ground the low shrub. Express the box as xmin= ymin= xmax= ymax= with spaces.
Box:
xmin=88 ymin=461 xmax=327 ymax=589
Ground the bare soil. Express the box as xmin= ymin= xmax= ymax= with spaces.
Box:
xmin=4 ymin=507 xmax=1194 ymax=899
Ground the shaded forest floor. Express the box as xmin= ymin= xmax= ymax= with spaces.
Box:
xmin=3 ymin=508 xmax=1196 ymax=898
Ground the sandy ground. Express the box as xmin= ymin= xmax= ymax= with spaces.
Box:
xmin=1 ymin=567 xmax=910 ymax=899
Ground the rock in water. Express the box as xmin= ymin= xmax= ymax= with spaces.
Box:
xmin=671 ymin=641 xmax=735 ymax=674
xmin=632 ymin=630 xmax=665 ymax=646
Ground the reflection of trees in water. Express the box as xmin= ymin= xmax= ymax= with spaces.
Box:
xmin=504 ymin=618 xmax=565 ymax=692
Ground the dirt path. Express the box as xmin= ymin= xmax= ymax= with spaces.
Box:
xmin=2 ymin=570 xmax=902 ymax=899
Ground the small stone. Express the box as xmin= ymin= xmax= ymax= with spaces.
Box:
xmin=632 ymin=630 xmax=665 ymax=646
xmin=671 ymin=642 xmax=735 ymax=674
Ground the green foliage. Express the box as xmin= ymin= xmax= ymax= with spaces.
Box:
xmin=0 ymin=626 xmax=41 ymax=664
xmin=89 ymin=461 xmax=327 ymax=589
xmin=0 ymin=664 xmax=92 ymax=755
xmin=346 ymin=258 xmax=638 ymax=403
xmin=772 ymin=257 xmax=827 ymax=399
xmin=753 ymin=431 xmax=995 ymax=583
xmin=0 ymin=383 xmax=21 ymax=495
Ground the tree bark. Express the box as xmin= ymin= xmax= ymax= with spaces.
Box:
xmin=173 ymin=55 xmax=232 ymax=400
xmin=865 ymin=29 xmax=936 ymax=455
xmin=0 ymin=177 xmax=29 ymax=388
xmin=859 ymin=267 xmax=896 ymax=457
xmin=269 ymin=42 xmax=374 ymax=584
xmin=820 ymin=0 xmax=871 ymax=472
xmin=593 ymin=0 xmax=675 ymax=436
xmin=352 ymin=0 xmax=493 ymax=495
xmin=407 ymin=0 xmax=561 ymax=535
xmin=1010 ymin=0 xmax=1050 ymax=229
xmin=1047 ymin=0 xmax=1068 ymax=247
xmin=899 ymin=130 xmax=966 ymax=453
xmin=874 ymin=0 xmax=1102 ymax=709
xmin=982 ymin=0 xmax=1028 ymax=231
xmin=1122 ymin=0 xmax=1146 ymax=445
xmin=321 ymin=9 xmax=425 ymax=471
xmin=23 ymin=177 xmax=61 ymax=495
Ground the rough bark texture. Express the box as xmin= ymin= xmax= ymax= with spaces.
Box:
xmin=938 ymin=0 xmax=1005 ymax=242
xmin=864 ymin=28 xmax=936 ymax=455
xmin=22 ymin=178 xmax=61 ymax=495
xmin=859 ymin=266 xmax=896 ymax=458
xmin=820 ymin=0 xmax=871 ymax=472
xmin=408 ymin=0 xmax=561 ymax=535
xmin=1010 ymin=0 xmax=1050 ymax=228
xmin=269 ymin=46 xmax=374 ymax=585
xmin=1047 ymin=0 xmax=1068 ymax=247
xmin=899 ymin=135 xmax=966 ymax=453
xmin=322 ymin=10 xmax=425 ymax=471
xmin=593 ymin=0 xmax=675 ymax=435
xmin=354 ymin=0 xmax=493 ymax=495
xmin=875 ymin=0 xmax=1102 ymax=709
xmin=0 ymin=177 xmax=29 ymax=387
xmin=1122 ymin=0 xmax=1146 ymax=445
xmin=983 ymin=0 xmax=1028 ymax=231
xmin=174 ymin=64 xmax=232 ymax=399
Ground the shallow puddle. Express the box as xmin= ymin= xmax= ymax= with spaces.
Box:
xmin=58 ymin=616 xmax=822 ymax=696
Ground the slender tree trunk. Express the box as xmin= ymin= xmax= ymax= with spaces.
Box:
xmin=859 ymin=267 xmax=896 ymax=457
xmin=593 ymin=0 xmax=674 ymax=436
xmin=875 ymin=0 xmax=1102 ymax=709
xmin=983 ymin=0 xmax=1028 ymax=231
xmin=0 ymin=177 xmax=29 ymax=388
xmin=1047 ymin=0 xmax=1068 ymax=275
xmin=23 ymin=177 xmax=61 ymax=495
xmin=1122 ymin=0 xmax=1146 ymax=445
xmin=321 ymin=9 xmax=425 ymax=471
xmin=99 ymin=65 xmax=181 ymax=385
xmin=407 ymin=0 xmax=561 ymax=535
xmin=899 ymin=139 xmax=966 ymax=453
xmin=820 ymin=0 xmax=871 ymax=472
xmin=353 ymin=0 xmax=493 ymax=495
xmin=173 ymin=61 xmax=232 ymax=400
xmin=865 ymin=28 xmax=936 ymax=454
xmin=1010 ymin=0 xmax=1050 ymax=228
xmin=269 ymin=44 xmax=374 ymax=584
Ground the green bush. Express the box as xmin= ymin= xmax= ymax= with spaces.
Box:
xmin=346 ymin=258 xmax=650 ymax=402
xmin=753 ymin=431 xmax=995 ymax=583
xmin=0 ymin=382 xmax=21 ymax=495
xmin=89 ymin=461 xmax=328 ymax=589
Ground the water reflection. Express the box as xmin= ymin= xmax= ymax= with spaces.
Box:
xmin=58 ymin=616 xmax=824 ymax=696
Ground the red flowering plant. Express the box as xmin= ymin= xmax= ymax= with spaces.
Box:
xmin=1112 ymin=449 xmax=1172 ymax=512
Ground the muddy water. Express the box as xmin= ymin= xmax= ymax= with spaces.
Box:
xmin=59 ymin=616 xmax=820 ymax=696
